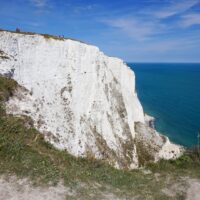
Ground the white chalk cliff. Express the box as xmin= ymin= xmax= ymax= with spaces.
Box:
xmin=0 ymin=30 xmax=182 ymax=169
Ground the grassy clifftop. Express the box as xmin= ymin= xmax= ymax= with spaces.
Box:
xmin=0 ymin=76 xmax=200 ymax=199
xmin=0 ymin=29 xmax=86 ymax=44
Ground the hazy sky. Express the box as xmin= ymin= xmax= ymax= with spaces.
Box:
xmin=0 ymin=0 xmax=200 ymax=62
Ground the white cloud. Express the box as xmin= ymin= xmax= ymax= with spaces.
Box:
xmin=74 ymin=4 xmax=96 ymax=13
xmin=153 ymin=0 xmax=199 ymax=18
xmin=102 ymin=0 xmax=200 ymax=41
xmin=103 ymin=18 xmax=164 ymax=41
xmin=181 ymin=13 xmax=200 ymax=27
xmin=31 ymin=0 xmax=47 ymax=8
xmin=140 ymin=38 xmax=196 ymax=52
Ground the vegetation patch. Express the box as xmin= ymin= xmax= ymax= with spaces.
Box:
xmin=135 ymin=139 xmax=155 ymax=166
xmin=0 ymin=76 xmax=17 ymax=102
xmin=0 ymin=50 xmax=10 ymax=60
xmin=147 ymin=150 xmax=200 ymax=178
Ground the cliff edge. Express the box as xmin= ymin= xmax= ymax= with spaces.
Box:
xmin=0 ymin=30 xmax=182 ymax=169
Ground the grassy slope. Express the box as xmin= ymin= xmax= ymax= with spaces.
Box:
xmin=0 ymin=76 xmax=200 ymax=199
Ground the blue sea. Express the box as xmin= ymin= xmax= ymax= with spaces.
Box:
xmin=128 ymin=63 xmax=200 ymax=147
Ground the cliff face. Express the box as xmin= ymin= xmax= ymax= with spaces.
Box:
xmin=0 ymin=31 xmax=182 ymax=169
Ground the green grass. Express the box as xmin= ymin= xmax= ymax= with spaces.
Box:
xmin=0 ymin=76 xmax=199 ymax=199
xmin=0 ymin=77 xmax=17 ymax=101
xmin=148 ymin=151 xmax=200 ymax=178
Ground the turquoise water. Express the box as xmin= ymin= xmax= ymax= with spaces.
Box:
xmin=128 ymin=63 xmax=200 ymax=147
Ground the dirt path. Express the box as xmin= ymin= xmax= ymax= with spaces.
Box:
xmin=186 ymin=179 xmax=200 ymax=200
xmin=0 ymin=175 xmax=200 ymax=200
xmin=0 ymin=176 xmax=120 ymax=200
xmin=0 ymin=176 xmax=68 ymax=200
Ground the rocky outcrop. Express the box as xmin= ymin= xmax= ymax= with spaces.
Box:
xmin=0 ymin=30 xmax=182 ymax=169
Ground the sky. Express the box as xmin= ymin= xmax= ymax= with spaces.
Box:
xmin=0 ymin=0 xmax=200 ymax=62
